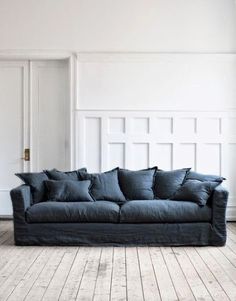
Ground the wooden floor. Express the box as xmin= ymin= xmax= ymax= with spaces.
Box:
xmin=0 ymin=222 xmax=236 ymax=301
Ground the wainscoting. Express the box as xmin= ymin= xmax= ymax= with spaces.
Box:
xmin=75 ymin=52 xmax=236 ymax=221
xmin=0 ymin=220 xmax=236 ymax=301
xmin=75 ymin=110 xmax=236 ymax=220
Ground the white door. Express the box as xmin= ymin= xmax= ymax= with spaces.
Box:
xmin=0 ymin=61 xmax=30 ymax=215
xmin=31 ymin=60 xmax=70 ymax=171
xmin=0 ymin=59 xmax=70 ymax=216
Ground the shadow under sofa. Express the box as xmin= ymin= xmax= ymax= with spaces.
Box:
xmin=10 ymin=184 xmax=228 ymax=246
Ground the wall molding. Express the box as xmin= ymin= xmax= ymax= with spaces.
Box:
xmin=0 ymin=50 xmax=73 ymax=60
xmin=76 ymin=52 xmax=236 ymax=63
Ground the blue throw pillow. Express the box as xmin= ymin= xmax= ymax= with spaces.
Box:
xmin=186 ymin=171 xmax=225 ymax=183
xmin=44 ymin=180 xmax=94 ymax=202
xmin=80 ymin=168 xmax=126 ymax=203
xmin=154 ymin=168 xmax=191 ymax=199
xmin=45 ymin=168 xmax=87 ymax=181
xmin=172 ymin=179 xmax=220 ymax=206
xmin=118 ymin=167 xmax=157 ymax=200
xmin=15 ymin=172 xmax=49 ymax=204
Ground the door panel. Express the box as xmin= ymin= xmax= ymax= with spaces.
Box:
xmin=0 ymin=61 xmax=29 ymax=215
xmin=0 ymin=59 xmax=70 ymax=216
xmin=31 ymin=60 xmax=69 ymax=171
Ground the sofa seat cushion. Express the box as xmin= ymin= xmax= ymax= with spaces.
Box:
xmin=26 ymin=201 xmax=120 ymax=223
xmin=120 ymin=200 xmax=211 ymax=223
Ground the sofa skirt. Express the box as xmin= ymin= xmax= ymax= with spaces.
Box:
xmin=13 ymin=222 xmax=225 ymax=246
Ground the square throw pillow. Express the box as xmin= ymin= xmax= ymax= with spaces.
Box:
xmin=154 ymin=168 xmax=191 ymax=199
xmin=45 ymin=168 xmax=87 ymax=181
xmin=172 ymin=179 xmax=220 ymax=206
xmin=80 ymin=168 xmax=126 ymax=203
xmin=15 ymin=172 xmax=49 ymax=204
xmin=118 ymin=167 xmax=157 ymax=200
xmin=186 ymin=171 xmax=225 ymax=183
xmin=44 ymin=179 xmax=94 ymax=202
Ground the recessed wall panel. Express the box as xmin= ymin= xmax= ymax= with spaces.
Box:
xmin=132 ymin=143 xmax=149 ymax=169
xmin=155 ymin=118 xmax=173 ymax=135
xmin=224 ymin=118 xmax=236 ymax=135
xmin=176 ymin=118 xmax=196 ymax=135
xmin=108 ymin=143 xmax=125 ymax=169
xmin=132 ymin=118 xmax=149 ymax=134
xmin=85 ymin=117 xmax=101 ymax=172
xmin=32 ymin=60 xmax=69 ymax=171
xmin=197 ymin=143 xmax=221 ymax=175
xmin=153 ymin=143 xmax=172 ymax=170
xmin=198 ymin=118 xmax=221 ymax=135
xmin=175 ymin=143 xmax=196 ymax=170
xmin=108 ymin=117 xmax=125 ymax=134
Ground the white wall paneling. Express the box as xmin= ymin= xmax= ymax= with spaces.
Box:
xmin=75 ymin=52 xmax=236 ymax=220
xmin=76 ymin=110 xmax=236 ymax=220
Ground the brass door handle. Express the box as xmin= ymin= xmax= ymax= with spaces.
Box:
xmin=21 ymin=148 xmax=30 ymax=161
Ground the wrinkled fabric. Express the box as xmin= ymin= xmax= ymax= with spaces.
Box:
xmin=211 ymin=185 xmax=229 ymax=244
xmin=172 ymin=180 xmax=219 ymax=206
xmin=15 ymin=172 xmax=48 ymax=204
xmin=10 ymin=184 xmax=228 ymax=246
xmin=44 ymin=168 xmax=87 ymax=181
xmin=120 ymin=200 xmax=211 ymax=223
xmin=26 ymin=201 xmax=120 ymax=223
xmin=44 ymin=180 xmax=94 ymax=202
xmin=154 ymin=168 xmax=190 ymax=199
xmin=14 ymin=222 xmax=214 ymax=246
xmin=80 ymin=168 xmax=126 ymax=203
xmin=118 ymin=168 xmax=156 ymax=200
xmin=186 ymin=171 xmax=225 ymax=183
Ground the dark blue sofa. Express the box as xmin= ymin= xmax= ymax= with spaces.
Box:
xmin=10 ymin=184 xmax=228 ymax=246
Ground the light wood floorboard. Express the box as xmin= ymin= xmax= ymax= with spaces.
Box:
xmin=0 ymin=221 xmax=236 ymax=301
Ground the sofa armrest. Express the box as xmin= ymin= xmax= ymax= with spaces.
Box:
xmin=211 ymin=185 xmax=229 ymax=244
xmin=10 ymin=185 xmax=31 ymax=223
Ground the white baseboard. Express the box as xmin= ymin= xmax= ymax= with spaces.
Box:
xmin=0 ymin=215 xmax=13 ymax=220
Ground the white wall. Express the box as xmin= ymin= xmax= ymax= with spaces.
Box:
xmin=0 ymin=0 xmax=235 ymax=52
xmin=77 ymin=53 xmax=236 ymax=110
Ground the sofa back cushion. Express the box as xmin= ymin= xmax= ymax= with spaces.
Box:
xmin=186 ymin=171 xmax=225 ymax=183
xmin=154 ymin=168 xmax=190 ymax=199
xmin=118 ymin=168 xmax=157 ymax=200
xmin=45 ymin=179 xmax=94 ymax=202
xmin=80 ymin=168 xmax=126 ymax=203
xmin=45 ymin=168 xmax=87 ymax=181
xmin=15 ymin=172 xmax=48 ymax=204
xmin=172 ymin=179 xmax=220 ymax=206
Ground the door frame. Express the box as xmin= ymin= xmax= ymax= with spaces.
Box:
xmin=0 ymin=51 xmax=77 ymax=170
